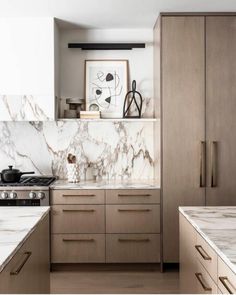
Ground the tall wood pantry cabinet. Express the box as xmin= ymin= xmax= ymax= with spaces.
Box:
xmin=154 ymin=14 xmax=236 ymax=263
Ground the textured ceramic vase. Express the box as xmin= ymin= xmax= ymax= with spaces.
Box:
xmin=67 ymin=163 xmax=80 ymax=183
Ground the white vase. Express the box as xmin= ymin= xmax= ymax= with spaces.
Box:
xmin=67 ymin=163 xmax=80 ymax=183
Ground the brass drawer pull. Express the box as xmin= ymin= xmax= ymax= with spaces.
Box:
xmin=199 ymin=141 xmax=206 ymax=187
xmin=63 ymin=238 xmax=94 ymax=242
xmin=62 ymin=209 xmax=95 ymax=212
xmin=118 ymin=209 xmax=151 ymax=212
xmin=118 ymin=194 xmax=151 ymax=197
xmin=195 ymin=273 xmax=212 ymax=291
xmin=10 ymin=251 xmax=32 ymax=275
xmin=118 ymin=238 xmax=150 ymax=242
xmin=62 ymin=194 xmax=95 ymax=197
xmin=195 ymin=245 xmax=211 ymax=260
xmin=219 ymin=276 xmax=234 ymax=294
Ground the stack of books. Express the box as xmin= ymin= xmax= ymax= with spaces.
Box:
xmin=80 ymin=111 xmax=100 ymax=119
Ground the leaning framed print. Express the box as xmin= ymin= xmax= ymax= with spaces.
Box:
xmin=85 ymin=60 xmax=128 ymax=113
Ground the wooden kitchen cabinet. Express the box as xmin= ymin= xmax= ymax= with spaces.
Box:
xmin=50 ymin=188 xmax=161 ymax=264
xmin=180 ymin=211 xmax=236 ymax=294
xmin=0 ymin=214 xmax=49 ymax=294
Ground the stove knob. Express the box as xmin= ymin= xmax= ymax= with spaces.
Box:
xmin=9 ymin=191 xmax=17 ymax=199
xmin=29 ymin=191 xmax=37 ymax=199
xmin=1 ymin=191 xmax=8 ymax=199
xmin=37 ymin=191 xmax=45 ymax=200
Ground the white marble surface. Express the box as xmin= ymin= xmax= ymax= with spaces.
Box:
xmin=0 ymin=120 xmax=159 ymax=181
xmin=179 ymin=206 xmax=236 ymax=274
xmin=50 ymin=179 xmax=160 ymax=190
xmin=0 ymin=207 xmax=50 ymax=273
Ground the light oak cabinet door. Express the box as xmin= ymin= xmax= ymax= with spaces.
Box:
xmin=206 ymin=16 xmax=236 ymax=206
xmin=195 ymin=260 xmax=218 ymax=294
xmin=218 ymin=257 xmax=236 ymax=294
xmin=106 ymin=204 xmax=160 ymax=233
xmin=51 ymin=205 xmax=105 ymax=233
xmin=179 ymin=214 xmax=198 ymax=293
xmin=0 ymin=214 xmax=49 ymax=294
xmin=162 ymin=16 xmax=206 ymax=262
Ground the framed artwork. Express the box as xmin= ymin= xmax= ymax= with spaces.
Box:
xmin=85 ymin=60 xmax=128 ymax=113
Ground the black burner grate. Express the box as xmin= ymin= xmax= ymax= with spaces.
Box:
xmin=0 ymin=176 xmax=56 ymax=187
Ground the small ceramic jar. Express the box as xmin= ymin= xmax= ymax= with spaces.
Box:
xmin=66 ymin=163 xmax=80 ymax=183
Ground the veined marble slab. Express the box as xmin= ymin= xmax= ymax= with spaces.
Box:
xmin=179 ymin=206 xmax=236 ymax=274
xmin=0 ymin=207 xmax=50 ymax=273
xmin=50 ymin=179 xmax=160 ymax=190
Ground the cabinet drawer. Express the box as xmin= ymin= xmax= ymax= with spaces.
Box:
xmin=195 ymin=233 xmax=217 ymax=282
xmin=195 ymin=260 xmax=218 ymax=294
xmin=218 ymin=257 xmax=236 ymax=294
xmin=51 ymin=205 xmax=105 ymax=234
xmin=106 ymin=189 xmax=160 ymax=204
xmin=106 ymin=234 xmax=160 ymax=263
xmin=50 ymin=189 xmax=105 ymax=205
xmin=51 ymin=234 xmax=105 ymax=263
xmin=106 ymin=204 xmax=160 ymax=233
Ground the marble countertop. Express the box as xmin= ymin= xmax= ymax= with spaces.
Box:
xmin=50 ymin=179 xmax=160 ymax=190
xmin=179 ymin=206 xmax=236 ymax=274
xmin=0 ymin=207 xmax=50 ymax=273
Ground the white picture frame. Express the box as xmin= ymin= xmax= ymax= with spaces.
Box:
xmin=85 ymin=60 xmax=128 ymax=113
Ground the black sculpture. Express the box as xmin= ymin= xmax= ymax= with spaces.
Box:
xmin=123 ymin=80 xmax=143 ymax=118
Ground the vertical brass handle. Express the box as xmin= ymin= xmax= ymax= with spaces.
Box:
xmin=195 ymin=245 xmax=211 ymax=260
xmin=211 ymin=141 xmax=217 ymax=187
xmin=10 ymin=252 xmax=32 ymax=275
xmin=219 ymin=276 xmax=234 ymax=294
xmin=200 ymin=141 xmax=206 ymax=187
xmin=195 ymin=273 xmax=212 ymax=291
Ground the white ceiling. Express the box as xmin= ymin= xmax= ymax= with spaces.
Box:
xmin=0 ymin=0 xmax=236 ymax=29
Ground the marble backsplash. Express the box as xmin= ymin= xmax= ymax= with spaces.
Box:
xmin=0 ymin=120 xmax=157 ymax=180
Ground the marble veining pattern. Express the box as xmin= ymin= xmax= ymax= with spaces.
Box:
xmin=0 ymin=120 xmax=157 ymax=180
xmin=179 ymin=206 xmax=236 ymax=274
xmin=0 ymin=207 xmax=50 ymax=272
xmin=0 ymin=95 xmax=54 ymax=121
xmin=51 ymin=179 xmax=160 ymax=190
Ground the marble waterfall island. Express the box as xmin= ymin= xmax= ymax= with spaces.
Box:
xmin=0 ymin=207 xmax=50 ymax=272
xmin=179 ymin=206 xmax=236 ymax=274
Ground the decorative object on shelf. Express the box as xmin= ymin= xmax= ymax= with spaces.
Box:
xmin=80 ymin=111 xmax=100 ymax=119
xmin=66 ymin=153 xmax=79 ymax=183
xmin=68 ymin=43 xmax=146 ymax=50
xmin=123 ymin=80 xmax=143 ymax=118
xmin=85 ymin=60 xmax=128 ymax=116
xmin=101 ymin=111 xmax=123 ymax=119
xmin=64 ymin=98 xmax=85 ymax=118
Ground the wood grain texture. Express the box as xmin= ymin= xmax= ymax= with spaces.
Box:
xmin=162 ymin=16 xmax=206 ymax=262
xmin=106 ymin=204 xmax=160 ymax=233
xmin=51 ymin=204 xmax=105 ymax=234
xmin=106 ymin=234 xmax=160 ymax=263
xmin=218 ymin=257 xmax=236 ymax=294
xmin=195 ymin=260 xmax=218 ymax=294
xmin=105 ymin=189 xmax=160 ymax=204
xmin=51 ymin=234 xmax=105 ymax=263
xmin=50 ymin=189 xmax=105 ymax=205
xmin=206 ymin=16 xmax=236 ymax=205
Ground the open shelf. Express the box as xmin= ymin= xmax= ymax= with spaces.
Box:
xmin=57 ymin=118 xmax=158 ymax=122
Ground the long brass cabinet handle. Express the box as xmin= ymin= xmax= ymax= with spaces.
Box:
xmin=200 ymin=141 xmax=206 ymax=187
xmin=62 ymin=194 xmax=95 ymax=197
xmin=63 ymin=238 xmax=94 ymax=242
xmin=118 ymin=209 xmax=151 ymax=212
xmin=195 ymin=245 xmax=211 ymax=260
xmin=211 ymin=141 xmax=217 ymax=187
xmin=118 ymin=194 xmax=151 ymax=197
xmin=10 ymin=251 xmax=32 ymax=275
xmin=62 ymin=209 xmax=95 ymax=212
xmin=118 ymin=238 xmax=150 ymax=242
xmin=219 ymin=276 xmax=234 ymax=294
xmin=195 ymin=273 xmax=212 ymax=291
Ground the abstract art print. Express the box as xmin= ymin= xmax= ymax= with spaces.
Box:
xmin=85 ymin=60 xmax=128 ymax=113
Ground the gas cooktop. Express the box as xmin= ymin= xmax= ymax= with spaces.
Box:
xmin=0 ymin=176 xmax=56 ymax=187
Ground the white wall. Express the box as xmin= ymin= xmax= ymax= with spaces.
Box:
xmin=59 ymin=28 xmax=154 ymax=117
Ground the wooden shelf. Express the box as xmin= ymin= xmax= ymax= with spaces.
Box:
xmin=57 ymin=118 xmax=158 ymax=122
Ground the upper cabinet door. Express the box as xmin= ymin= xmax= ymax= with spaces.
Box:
xmin=0 ymin=18 xmax=58 ymax=120
xmin=206 ymin=16 xmax=236 ymax=205
xmin=162 ymin=16 xmax=205 ymax=262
